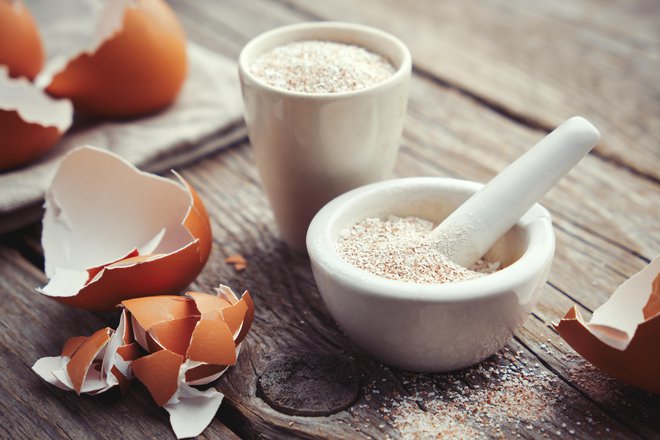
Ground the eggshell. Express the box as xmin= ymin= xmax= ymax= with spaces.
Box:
xmin=122 ymin=286 xmax=254 ymax=438
xmin=66 ymin=327 xmax=113 ymax=394
xmin=554 ymin=256 xmax=660 ymax=394
xmin=0 ymin=67 xmax=72 ymax=170
xmin=39 ymin=146 xmax=212 ymax=311
xmin=32 ymin=310 xmax=138 ymax=395
xmin=0 ymin=0 xmax=44 ymax=80
xmin=149 ymin=316 xmax=198 ymax=355
xmin=33 ymin=287 xmax=254 ymax=439
xmin=132 ymin=349 xmax=184 ymax=406
xmin=225 ymin=253 xmax=247 ymax=271
xmin=187 ymin=312 xmax=237 ymax=365
xmin=40 ymin=0 xmax=187 ymax=117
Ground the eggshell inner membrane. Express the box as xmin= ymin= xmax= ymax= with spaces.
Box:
xmin=39 ymin=146 xmax=211 ymax=310
xmin=584 ymin=256 xmax=660 ymax=350
xmin=0 ymin=67 xmax=72 ymax=131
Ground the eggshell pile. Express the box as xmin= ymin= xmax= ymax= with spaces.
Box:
xmin=0 ymin=67 xmax=72 ymax=170
xmin=38 ymin=0 xmax=188 ymax=117
xmin=34 ymin=287 xmax=255 ymax=438
xmin=0 ymin=0 xmax=44 ymax=80
xmin=555 ymin=256 xmax=660 ymax=394
xmin=32 ymin=308 xmax=140 ymax=396
xmin=39 ymin=146 xmax=212 ymax=311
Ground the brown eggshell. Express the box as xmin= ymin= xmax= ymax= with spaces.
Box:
xmin=116 ymin=342 xmax=142 ymax=362
xmin=66 ymin=327 xmax=112 ymax=394
xmin=0 ymin=0 xmax=44 ymax=80
xmin=131 ymin=349 xmax=183 ymax=407
xmin=111 ymin=365 xmax=132 ymax=395
xmin=39 ymin=147 xmax=212 ymax=311
xmin=123 ymin=295 xmax=198 ymax=330
xmin=235 ymin=292 xmax=255 ymax=345
xmin=555 ymin=257 xmax=660 ymax=394
xmin=188 ymin=289 xmax=254 ymax=343
xmin=0 ymin=68 xmax=72 ymax=170
xmin=187 ymin=291 xmax=233 ymax=314
xmin=44 ymin=0 xmax=187 ymax=117
xmin=0 ymin=111 xmax=60 ymax=170
xmin=149 ymin=316 xmax=199 ymax=356
xmin=186 ymin=312 xmax=236 ymax=365
xmin=184 ymin=364 xmax=228 ymax=384
xmin=60 ymin=335 xmax=87 ymax=358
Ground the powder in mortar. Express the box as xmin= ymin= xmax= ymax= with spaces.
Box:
xmin=338 ymin=216 xmax=499 ymax=284
xmin=250 ymin=40 xmax=395 ymax=93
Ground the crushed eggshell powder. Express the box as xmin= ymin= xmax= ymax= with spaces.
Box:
xmin=338 ymin=216 xmax=499 ymax=284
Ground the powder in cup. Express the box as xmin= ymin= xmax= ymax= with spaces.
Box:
xmin=250 ymin=40 xmax=395 ymax=93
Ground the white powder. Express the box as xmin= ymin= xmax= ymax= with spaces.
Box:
xmin=337 ymin=216 xmax=499 ymax=284
xmin=250 ymin=40 xmax=395 ymax=93
xmin=368 ymin=349 xmax=564 ymax=438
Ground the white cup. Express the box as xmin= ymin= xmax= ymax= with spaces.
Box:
xmin=239 ymin=22 xmax=412 ymax=252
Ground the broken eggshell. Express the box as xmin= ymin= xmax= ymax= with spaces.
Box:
xmin=32 ymin=309 xmax=140 ymax=396
xmin=37 ymin=0 xmax=187 ymax=118
xmin=33 ymin=287 xmax=255 ymax=439
xmin=554 ymin=256 xmax=660 ymax=394
xmin=0 ymin=67 xmax=72 ymax=171
xmin=126 ymin=286 xmax=254 ymax=438
xmin=0 ymin=0 xmax=45 ymax=80
xmin=39 ymin=146 xmax=212 ymax=311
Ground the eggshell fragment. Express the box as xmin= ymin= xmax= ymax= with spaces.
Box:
xmin=554 ymin=256 xmax=660 ymax=394
xmin=132 ymin=349 xmax=183 ymax=406
xmin=33 ymin=287 xmax=255 ymax=439
xmin=32 ymin=310 xmax=139 ymax=395
xmin=0 ymin=0 xmax=44 ymax=80
xmin=0 ymin=67 xmax=72 ymax=171
xmin=39 ymin=0 xmax=187 ymax=117
xmin=225 ymin=253 xmax=247 ymax=271
xmin=39 ymin=146 xmax=212 ymax=311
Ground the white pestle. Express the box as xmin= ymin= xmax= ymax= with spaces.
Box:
xmin=430 ymin=116 xmax=600 ymax=268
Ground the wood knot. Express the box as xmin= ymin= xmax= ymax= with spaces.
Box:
xmin=257 ymin=354 xmax=360 ymax=416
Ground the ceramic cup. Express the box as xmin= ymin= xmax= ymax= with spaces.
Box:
xmin=238 ymin=22 xmax=412 ymax=252
xmin=306 ymin=177 xmax=555 ymax=372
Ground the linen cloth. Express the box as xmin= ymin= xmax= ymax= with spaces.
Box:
xmin=0 ymin=1 xmax=244 ymax=232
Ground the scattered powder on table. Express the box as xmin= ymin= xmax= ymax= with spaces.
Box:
xmin=250 ymin=40 xmax=395 ymax=93
xmin=338 ymin=216 xmax=499 ymax=284
xmin=361 ymin=348 xmax=567 ymax=438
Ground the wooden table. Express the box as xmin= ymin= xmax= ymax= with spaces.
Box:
xmin=2 ymin=1 xmax=658 ymax=438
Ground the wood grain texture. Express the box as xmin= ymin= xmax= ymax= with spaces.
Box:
xmin=279 ymin=0 xmax=660 ymax=181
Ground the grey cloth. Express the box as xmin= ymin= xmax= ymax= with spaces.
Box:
xmin=0 ymin=3 xmax=244 ymax=233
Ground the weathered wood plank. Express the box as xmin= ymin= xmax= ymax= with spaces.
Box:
xmin=518 ymin=300 xmax=660 ymax=440
xmin=399 ymin=73 xmax=660 ymax=258
xmin=0 ymin=246 xmax=240 ymax=440
xmin=279 ymin=0 xmax=660 ymax=181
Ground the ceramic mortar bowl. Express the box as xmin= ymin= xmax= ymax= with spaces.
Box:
xmin=306 ymin=177 xmax=555 ymax=372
